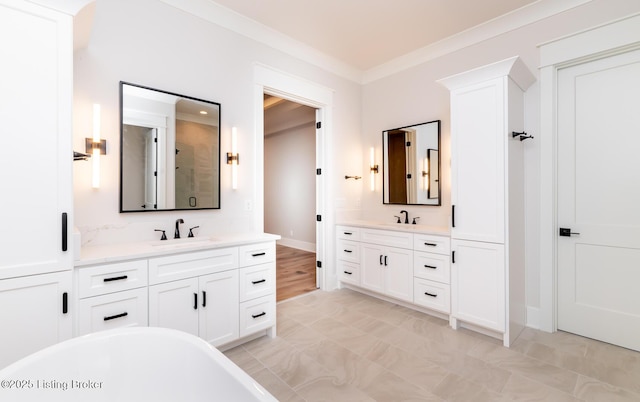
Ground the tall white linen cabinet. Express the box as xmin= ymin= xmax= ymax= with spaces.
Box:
xmin=0 ymin=0 xmax=73 ymax=368
xmin=438 ymin=57 xmax=535 ymax=346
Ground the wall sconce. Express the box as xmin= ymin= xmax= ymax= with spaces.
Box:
xmin=85 ymin=104 xmax=107 ymax=188
xmin=226 ymin=127 xmax=239 ymax=190
xmin=369 ymin=147 xmax=379 ymax=191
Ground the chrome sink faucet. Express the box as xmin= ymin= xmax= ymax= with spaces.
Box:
xmin=400 ymin=210 xmax=409 ymax=224
xmin=175 ymin=218 xmax=184 ymax=239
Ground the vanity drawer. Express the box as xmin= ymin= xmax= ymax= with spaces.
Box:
xmin=413 ymin=234 xmax=450 ymax=255
xmin=414 ymin=252 xmax=450 ymax=284
xmin=336 ymin=239 xmax=360 ymax=263
xmin=239 ymin=262 xmax=275 ymax=302
xmin=239 ymin=243 xmax=275 ymax=267
xmin=414 ymin=279 xmax=450 ymax=314
xmin=148 ymin=248 xmax=238 ymax=285
xmin=338 ymin=260 xmax=360 ymax=286
xmin=78 ymin=287 xmax=148 ymax=335
xmin=239 ymin=295 xmax=275 ymax=337
xmin=78 ymin=260 xmax=148 ymax=298
xmin=361 ymin=228 xmax=413 ymax=249
xmin=336 ymin=226 xmax=360 ymax=241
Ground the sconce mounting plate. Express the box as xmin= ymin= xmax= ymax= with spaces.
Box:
xmin=85 ymin=138 xmax=107 ymax=155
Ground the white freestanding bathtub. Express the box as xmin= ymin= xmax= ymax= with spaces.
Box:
xmin=0 ymin=327 xmax=277 ymax=401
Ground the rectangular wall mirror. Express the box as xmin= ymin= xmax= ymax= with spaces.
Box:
xmin=383 ymin=120 xmax=441 ymax=206
xmin=120 ymin=82 xmax=221 ymax=212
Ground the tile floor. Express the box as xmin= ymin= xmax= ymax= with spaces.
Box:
xmin=224 ymin=289 xmax=640 ymax=401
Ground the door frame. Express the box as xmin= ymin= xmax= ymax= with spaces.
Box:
xmin=253 ymin=63 xmax=335 ymax=291
xmin=538 ymin=13 xmax=640 ymax=332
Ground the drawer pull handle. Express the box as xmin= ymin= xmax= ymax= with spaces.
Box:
xmin=252 ymin=279 xmax=266 ymax=285
xmin=251 ymin=252 xmax=266 ymax=257
xmin=424 ymin=242 xmax=437 ymax=247
xmin=424 ymin=264 xmax=437 ymax=269
xmin=343 ymin=270 xmax=353 ymax=275
xmin=344 ymin=232 xmax=352 ymax=235
xmin=252 ymin=312 xmax=266 ymax=319
xmin=104 ymin=275 xmax=128 ymax=282
xmin=104 ymin=312 xmax=128 ymax=321
xmin=424 ymin=292 xmax=438 ymax=298
xmin=343 ymin=249 xmax=353 ymax=253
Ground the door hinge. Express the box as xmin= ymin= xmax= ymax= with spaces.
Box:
xmin=316 ymin=168 xmax=321 ymax=175
xmin=316 ymin=215 xmax=322 ymax=222
xmin=406 ymin=141 xmax=411 ymax=147
xmin=316 ymin=122 xmax=322 ymax=129
xmin=316 ymin=261 xmax=322 ymax=268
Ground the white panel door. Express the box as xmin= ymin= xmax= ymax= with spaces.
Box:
xmin=199 ymin=270 xmax=239 ymax=347
xmin=0 ymin=272 xmax=72 ymax=369
xmin=557 ymin=48 xmax=640 ymax=351
xmin=0 ymin=0 xmax=72 ymax=279
xmin=450 ymin=78 xmax=505 ymax=244
xmin=384 ymin=247 xmax=413 ymax=302
xmin=360 ymin=243 xmax=385 ymax=294
xmin=148 ymin=278 xmax=199 ymax=337
xmin=451 ymin=239 xmax=505 ymax=332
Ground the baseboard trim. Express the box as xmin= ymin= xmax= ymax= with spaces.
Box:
xmin=277 ymin=238 xmax=316 ymax=253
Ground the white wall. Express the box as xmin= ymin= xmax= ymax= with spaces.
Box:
xmin=361 ymin=0 xmax=640 ymax=316
xmin=72 ymin=0 xmax=362 ymax=246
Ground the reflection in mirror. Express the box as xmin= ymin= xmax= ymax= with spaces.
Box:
xmin=383 ymin=120 xmax=441 ymax=206
xmin=120 ymin=82 xmax=220 ymax=212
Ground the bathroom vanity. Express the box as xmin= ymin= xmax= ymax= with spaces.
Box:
xmin=337 ymin=222 xmax=451 ymax=319
xmin=75 ymin=233 xmax=279 ymax=349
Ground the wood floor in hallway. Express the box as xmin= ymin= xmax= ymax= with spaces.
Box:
xmin=276 ymin=244 xmax=317 ymax=302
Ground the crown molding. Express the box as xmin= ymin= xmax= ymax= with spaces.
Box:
xmin=362 ymin=0 xmax=594 ymax=83
xmin=160 ymin=0 xmax=593 ymax=85
xmin=159 ymin=0 xmax=362 ymax=83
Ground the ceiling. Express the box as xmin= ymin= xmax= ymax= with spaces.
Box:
xmin=211 ymin=0 xmax=539 ymax=71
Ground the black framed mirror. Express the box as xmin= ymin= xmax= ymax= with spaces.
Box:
xmin=383 ymin=120 xmax=441 ymax=206
xmin=119 ymin=82 xmax=221 ymax=212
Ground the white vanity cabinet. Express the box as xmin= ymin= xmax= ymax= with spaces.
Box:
xmin=0 ymin=0 xmax=73 ymax=369
xmin=338 ymin=224 xmax=449 ymax=313
xmin=413 ymin=234 xmax=451 ymax=314
xmin=148 ymin=248 xmax=240 ymax=347
xmin=439 ymin=56 xmax=534 ymax=346
xmin=0 ymin=272 xmax=72 ymax=369
xmin=336 ymin=226 xmax=361 ymax=286
xmin=77 ymin=260 xmax=148 ymax=335
xmin=238 ymin=243 xmax=276 ymax=338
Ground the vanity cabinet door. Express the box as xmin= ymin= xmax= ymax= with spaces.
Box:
xmin=451 ymin=239 xmax=505 ymax=332
xmin=361 ymin=244 xmax=413 ymax=302
xmin=199 ymin=270 xmax=239 ymax=347
xmin=148 ymin=278 xmax=199 ymax=337
xmin=0 ymin=0 xmax=72 ymax=280
xmin=361 ymin=243 xmax=385 ymax=294
xmin=0 ymin=271 xmax=72 ymax=369
xmin=384 ymin=247 xmax=413 ymax=302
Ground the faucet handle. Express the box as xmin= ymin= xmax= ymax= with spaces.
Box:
xmin=412 ymin=217 xmax=420 ymax=225
xmin=154 ymin=229 xmax=167 ymax=240
xmin=394 ymin=215 xmax=401 ymax=224
xmin=188 ymin=226 xmax=200 ymax=238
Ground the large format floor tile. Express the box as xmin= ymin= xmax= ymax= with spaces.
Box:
xmin=224 ymin=289 xmax=640 ymax=401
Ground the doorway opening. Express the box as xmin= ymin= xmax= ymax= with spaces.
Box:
xmin=263 ymin=94 xmax=318 ymax=301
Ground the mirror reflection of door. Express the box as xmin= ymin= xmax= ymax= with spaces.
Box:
xmin=122 ymin=124 xmax=157 ymax=210
xmin=387 ymin=129 xmax=408 ymax=203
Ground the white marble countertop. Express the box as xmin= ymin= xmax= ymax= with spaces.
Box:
xmin=76 ymin=232 xmax=281 ymax=267
xmin=336 ymin=220 xmax=450 ymax=236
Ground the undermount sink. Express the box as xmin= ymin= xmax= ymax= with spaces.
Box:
xmin=150 ymin=237 xmax=213 ymax=249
